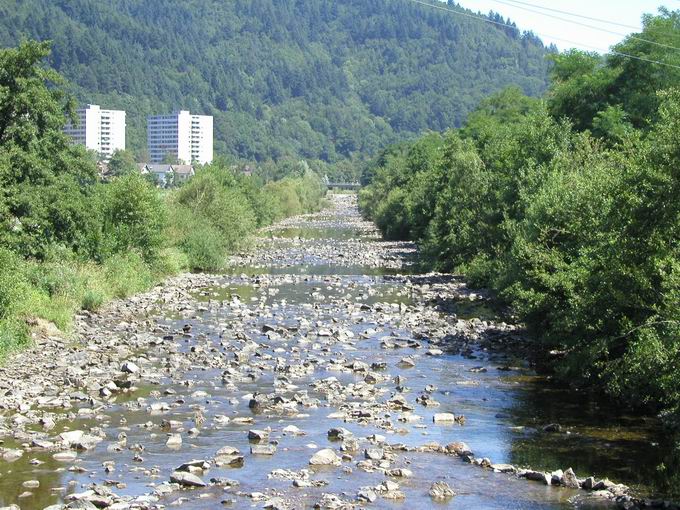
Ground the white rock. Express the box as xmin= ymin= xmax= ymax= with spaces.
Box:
xmin=309 ymin=448 xmax=341 ymax=466
xmin=121 ymin=361 xmax=139 ymax=373
xmin=166 ymin=434 xmax=182 ymax=448
xmin=433 ymin=413 xmax=456 ymax=423
xmin=170 ymin=471 xmax=206 ymax=487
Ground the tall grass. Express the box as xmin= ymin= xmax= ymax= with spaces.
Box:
xmin=0 ymin=247 xmax=189 ymax=360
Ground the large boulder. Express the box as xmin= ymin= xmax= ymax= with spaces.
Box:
xmin=309 ymin=448 xmax=341 ymax=466
xmin=429 ymin=481 xmax=456 ymax=499
xmin=170 ymin=471 xmax=206 ymax=488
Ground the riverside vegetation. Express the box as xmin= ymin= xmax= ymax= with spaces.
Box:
xmin=0 ymin=41 xmax=326 ymax=359
xmin=359 ymin=10 xmax=680 ymax=427
xmin=0 ymin=194 xmax=665 ymax=509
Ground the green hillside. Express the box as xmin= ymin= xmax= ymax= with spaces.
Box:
xmin=0 ymin=0 xmax=552 ymax=162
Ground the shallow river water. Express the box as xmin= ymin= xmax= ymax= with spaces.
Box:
xmin=0 ymin=194 xmax=675 ymax=510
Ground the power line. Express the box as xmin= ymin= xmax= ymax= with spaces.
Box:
xmin=499 ymin=0 xmax=642 ymax=31
xmin=609 ymin=48 xmax=680 ymax=71
xmin=504 ymin=0 xmax=680 ymax=43
xmin=490 ymin=0 xmax=680 ymax=53
xmin=404 ymin=0 xmax=680 ymax=71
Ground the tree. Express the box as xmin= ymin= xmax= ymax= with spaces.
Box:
xmin=358 ymin=19 xmax=680 ymax=424
xmin=96 ymin=173 xmax=167 ymax=262
xmin=548 ymin=10 xmax=680 ymax=132
xmin=108 ymin=149 xmax=137 ymax=176
xmin=0 ymin=0 xmax=552 ymax=161
xmin=547 ymin=50 xmax=619 ymax=131
xmin=162 ymin=152 xmax=181 ymax=165
xmin=0 ymin=40 xmax=72 ymax=151
xmin=0 ymin=41 xmax=97 ymax=258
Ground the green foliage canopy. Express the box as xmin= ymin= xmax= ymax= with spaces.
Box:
xmin=360 ymin=9 xmax=680 ymax=424
xmin=0 ymin=0 xmax=552 ymax=162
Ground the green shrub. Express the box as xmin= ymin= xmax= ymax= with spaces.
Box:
xmin=24 ymin=258 xmax=80 ymax=298
xmin=499 ymin=137 xmax=624 ymax=371
xmin=0 ymin=249 xmax=29 ymax=358
xmin=168 ymin=162 xmax=327 ymax=270
xmin=175 ymin=171 xmax=257 ymax=250
xmin=264 ymin=179 xmax=303 ymax=219
xmin=0 ymin=318 xmax=29 ymax=359
xmin=360 ymin=84 xmax=680 ymax=424
xmin=32 ymin=293 xmax=77 ymax=330
xmin=96 ymin=173 xmax=168 ymax=262
xmin=374 ymin=188 xmax=410 ymax=241
xmin=103 ymin=252 xmax=155 ymax=299
xmin=152 ymin=247 xmax=189 ymax=277
xmin=294 ymin=170 xmax=326 ymax=212
xmin=0 ymin=248 xmax=27 ymax=320
xmin=81 ymin=289 xmax=105 ymax=311
xmin=235 ymin=175 xmax=278 ymax=227
xmin=182 ymin=225 xmax=227 ymax=271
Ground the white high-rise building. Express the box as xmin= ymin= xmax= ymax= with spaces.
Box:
xmin=64 ymin=104 xmax=126 ymax=160
xmin=147 ymin=110 xmax=213 ymax=165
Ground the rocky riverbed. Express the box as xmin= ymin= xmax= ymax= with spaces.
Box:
xmin=0 ymin=194 xmax=675 ymax=510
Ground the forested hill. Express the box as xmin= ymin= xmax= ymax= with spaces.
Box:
xmin=0 ymin=0 xmax=552 ymax=162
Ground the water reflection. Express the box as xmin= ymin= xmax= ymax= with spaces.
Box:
xmin=221 ymin=263 xmax=419 ymax=277
xmin=0 ymin=444 xmax=69 ymax=508
xmin=505 ymin=375 xmax=680 ymax=499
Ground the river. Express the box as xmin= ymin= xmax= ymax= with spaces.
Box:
xmin=0 ymin=193 xmax=675 ymax=510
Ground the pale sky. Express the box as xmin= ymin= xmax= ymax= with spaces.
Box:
xmin=453 ymin=0 xmax=677 ymax=51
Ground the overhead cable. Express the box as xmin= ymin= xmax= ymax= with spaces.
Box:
xmin=490 ymin=0 xmax=680 ymax=53
xmin=403 ymin=0 xmax=680 ymax=71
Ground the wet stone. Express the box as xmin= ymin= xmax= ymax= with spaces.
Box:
xmin=53 ymin=451 xmax=78 ymax=462
xmin=364 ymin=448 xmax=384 ymax=461
xmin=310 ymin=448 xmax=342 ymax=466
xmin=328 ymin=427 xmax=352 ymax=441
xmin=166 ymin=433 xmax=182 ymax=447
xmin=432 ymin=413 xmax=456 ymax=423
xmin=562 ymin=467 xmax=580 ymax=489
xmin=251 ymin=444 xmax=277 ymax=455
xmin=175 ymin=459 xmax=210 ymax=472
xmin=357 ymin=489 xmax=377 ymax=502
xmin=121 ymin=361 xmax=139 ymax=374
xmin=491 ymin=463 xmax=516 ymax=473
xmin=248 ymin=429 xmax=269 ymax=441
xmin=429 ymin=481 xmax=456 ymax=499
xmin=170 ymin=470 xmax=207 ymax=487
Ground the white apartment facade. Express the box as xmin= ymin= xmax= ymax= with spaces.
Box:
xmin=64 ymin=104 xmax=126 ymax=159
xmin=147 ymin=110 xmax=213 ymax=165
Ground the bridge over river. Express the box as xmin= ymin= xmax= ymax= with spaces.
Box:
xmin=322 ymin=175 xmax=361 ymax=190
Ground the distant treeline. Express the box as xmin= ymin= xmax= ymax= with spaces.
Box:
xmin=0 ymin=0 xmax=551 ymax=169
xmin=0 ymin=41 xmax=326 ymax=358
xmin=360 ymin=10 xmax=680 ymax=425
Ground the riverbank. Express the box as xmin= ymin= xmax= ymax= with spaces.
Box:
xmin=358 ymin=85 xmax=680 ymax=430
xmin=0 ymin=194 xmax=676 ymax=510
xmin=0 ymin=166 xmax=327 ymax=363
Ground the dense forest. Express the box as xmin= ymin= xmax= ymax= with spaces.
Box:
xmin=0 ymin=0 xmax=552 ymax=167
xmin=0 ymin=41 xmax=326 ymax=358
xmin=360 ymin=9 xmax=680 ymax=425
